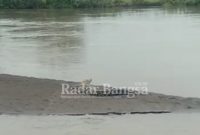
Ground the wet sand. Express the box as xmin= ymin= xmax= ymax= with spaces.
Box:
xmin=0 ymin=74 xmax=200 ymax=115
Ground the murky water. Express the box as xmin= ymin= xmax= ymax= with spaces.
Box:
xmin=0 ymin=113 xmax=199 ymax=135
xmin=0 ymin=8 xmax=200 ymax=97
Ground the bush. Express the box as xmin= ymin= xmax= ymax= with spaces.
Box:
xmin=0 ymin=0 xmax=200 ymax=9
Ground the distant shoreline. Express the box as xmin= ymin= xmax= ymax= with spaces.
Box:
xmin=0 ymin=74 xmax=200 ymax=115
xmin=0 ymin=0 xmax=200 ymax=9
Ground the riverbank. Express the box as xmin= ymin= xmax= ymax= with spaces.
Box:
xmin=0 ymin=0 xmax=200 ymax=9
xmin=0 ymin=74 xmax=200 ymax=115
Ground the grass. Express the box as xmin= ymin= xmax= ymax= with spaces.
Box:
xmin=0 ymin=0 xmax=200 ymax=9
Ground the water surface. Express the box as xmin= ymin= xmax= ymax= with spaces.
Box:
xmin=0 ymin=113 xmax=199 ymax=135
xmin=0 ymin=8 xmax=200 ymax=97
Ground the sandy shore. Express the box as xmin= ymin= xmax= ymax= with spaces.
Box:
xmin=0 ymin=74 xmax=200 ymax=115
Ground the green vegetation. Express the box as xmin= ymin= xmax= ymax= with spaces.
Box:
xmin=0 ymin=0 xmax=200 ymax=9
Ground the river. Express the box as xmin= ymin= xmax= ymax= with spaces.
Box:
xmin=0 ymin=113 xmax=199 ymax=135
xmin=0 ymin=7 xmax=200 ymax=97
